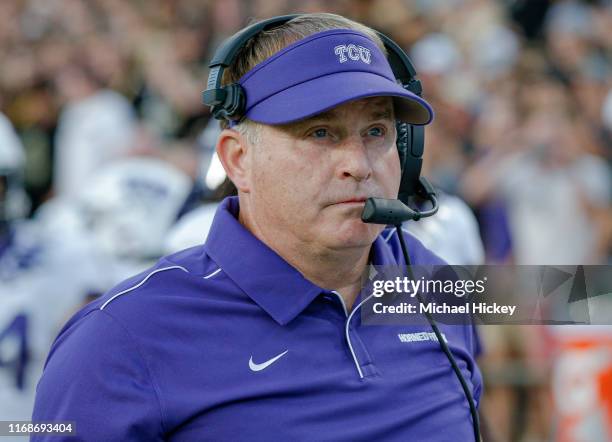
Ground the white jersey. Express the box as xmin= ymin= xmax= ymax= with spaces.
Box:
xmin=0 ymin=225 xmax=146 ymax=428
xmin=164 ymin=203 xmax=219 ymax=254
xmin=0 ymin=158 xmax=192 ymax=426
xmin=0 ymin=221 xmax=103 ymax=423
xmin=405 ymin=193 xmax=485 ymax=265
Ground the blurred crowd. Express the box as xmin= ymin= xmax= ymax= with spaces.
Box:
xmin=1 ymin=0 xmax=611 ymax=441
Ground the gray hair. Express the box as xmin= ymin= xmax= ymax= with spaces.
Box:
xmin=232 ymin=119 xmax=262 ymax=145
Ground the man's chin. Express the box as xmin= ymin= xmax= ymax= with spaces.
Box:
xmin=324 ymin=219 xmax=382 ymax=249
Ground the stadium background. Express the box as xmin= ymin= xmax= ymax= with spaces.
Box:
xmin=0 ymin=0 xmax=611 ymax=441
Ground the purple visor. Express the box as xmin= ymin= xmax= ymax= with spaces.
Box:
xmin=238 ymin=29 xmax=434 ymax=125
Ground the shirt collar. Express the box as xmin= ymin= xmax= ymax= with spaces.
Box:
xmin=204 ymin=197 xmax=398 ymax=325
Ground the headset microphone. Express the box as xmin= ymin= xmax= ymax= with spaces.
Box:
xmin=361 ymin=177 xmax=440 ymax=225
xmin=361 ymin=198 xmax=420 ymax=225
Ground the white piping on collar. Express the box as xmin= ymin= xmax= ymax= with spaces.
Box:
xmin=100 ymin=266 xmax=188 ymax=310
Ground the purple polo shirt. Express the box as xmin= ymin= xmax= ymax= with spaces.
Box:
xmin=32 ymin=196 xmax=482 ymax=441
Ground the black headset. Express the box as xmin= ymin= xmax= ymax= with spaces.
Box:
xmin=202 ymin=14 xmax=438 ymax=213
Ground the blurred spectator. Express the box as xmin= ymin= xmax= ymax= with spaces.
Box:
xmin=53 ymin=56 xmax=137 ymax=198
xmin=461 ymin=101 xmax=611 ymax=265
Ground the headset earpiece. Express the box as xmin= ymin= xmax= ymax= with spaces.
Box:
xmin=397 ymin=124 xmax=425 ymax=203
xmin=204 ymin=83 xmax=246 ymax=121
xmin=203 ymin=15 xmax=300 ymax=121
xmin=373 ymin=32 xmax=427 ymax=202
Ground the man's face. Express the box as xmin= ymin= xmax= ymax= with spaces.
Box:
xmin=247 ymin=96 xmax=400 ymax=253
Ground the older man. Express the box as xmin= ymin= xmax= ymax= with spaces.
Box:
xmin=32 ymin=13 xmax=482 ymax=441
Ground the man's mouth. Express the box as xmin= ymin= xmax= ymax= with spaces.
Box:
xmin=333 ymin=197 xmax=368 ymax=205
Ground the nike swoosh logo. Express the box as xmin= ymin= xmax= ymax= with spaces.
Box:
xmin=248 ymin=350 xmax=288 ymax=372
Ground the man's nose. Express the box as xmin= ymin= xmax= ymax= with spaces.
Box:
xmin=338 ymin=135 xmax=373 ymax=182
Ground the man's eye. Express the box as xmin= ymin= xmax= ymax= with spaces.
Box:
xmin=310 ymin=128 xmax=329 ymax=138
xmin=367 ymin=126 xmax=386 ymax=137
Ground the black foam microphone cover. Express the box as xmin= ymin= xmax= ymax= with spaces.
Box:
xmin=361 ymin=198 xmax=419 ymax=225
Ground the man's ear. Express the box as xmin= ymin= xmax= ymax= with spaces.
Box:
xmin=216 ymin=129 xmax=251 ymax=193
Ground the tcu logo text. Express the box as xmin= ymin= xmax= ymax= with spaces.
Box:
xmin=334 ymin=44 xmax=371 ymax=64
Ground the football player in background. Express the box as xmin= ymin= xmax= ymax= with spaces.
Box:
xmin=36 ymin=157 xmax=194 ymax=289
xmin=0 ymin=112 xmax=99 ymax=425
xmin=1 ymin=139 xmax=193 ymax=429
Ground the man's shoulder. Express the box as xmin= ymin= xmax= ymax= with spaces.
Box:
xmin=379 ymin=226 xmax=447 ymax=266
xmin=61 ymin=244 xmax=226 ymax=332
